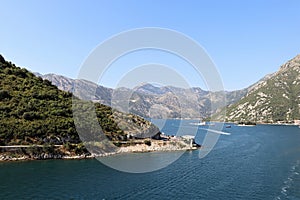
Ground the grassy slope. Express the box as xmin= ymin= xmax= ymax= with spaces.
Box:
xmin=0 ymin=55 xmax=157 ymax=157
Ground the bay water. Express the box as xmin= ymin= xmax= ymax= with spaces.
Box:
xmin=1 ymin=120 xmax=300 ymax=199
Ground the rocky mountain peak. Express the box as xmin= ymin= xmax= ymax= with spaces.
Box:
xmin=279 ymin=54 xmax=300 ymax=72
xmin=39 ymin=74 xmax=247 ymax=119
xmin=224 ymin=54 xmax=300 ymax=122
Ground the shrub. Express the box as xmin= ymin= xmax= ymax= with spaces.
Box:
xmin=0 ymin=90 xmax=11 ymax=100
xmin=144 ymin=140 xmax=151 ymax=146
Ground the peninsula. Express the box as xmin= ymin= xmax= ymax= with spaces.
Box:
xmin=0 ymin=55 xmax=199 ymax=162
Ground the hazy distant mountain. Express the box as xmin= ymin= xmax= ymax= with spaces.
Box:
xmin=38 ymin=74 xmax=248 ymax=119
xmin=37 ymin=73 xmax=113 ymax=105
xmin=223 ymin=54 xmax=300 ymax=122
xmin=134 ymin=83 xmax=172 ymax=95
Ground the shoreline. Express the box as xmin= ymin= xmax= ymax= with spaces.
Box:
xmin=0 ymin=148 xmax=199 ymax=163
xmin=0 ymin=138 xmax=199 ymax=162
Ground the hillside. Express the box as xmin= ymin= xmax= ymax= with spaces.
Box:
xmin=38 ymin=74 xmax=247 ymax=119
xmin=0 ymin=55 xmax=159 ymax=159
xmin=225 ymin=54 xmax=300 ymax=123
xmin=38 ymin=73 xmax=113 ymax=105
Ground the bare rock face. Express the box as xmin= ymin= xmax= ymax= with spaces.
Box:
xmin=37 ymin=73 xmax=113 ymax=105
xmin=224 ymin=54 xmax=300 ymax=122
xmin=38 ymin=74 xmax=247 ymax=119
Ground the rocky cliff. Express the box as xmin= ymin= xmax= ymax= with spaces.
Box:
xmin=225 ymin=54 xmax=300 ymax=122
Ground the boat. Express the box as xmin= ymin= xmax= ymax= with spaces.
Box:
xmin=190 ymin=121 xmax=206 ymax=126
xmin=236 ymin=124 xmax=256 ymax=127
xmin=225 ymin=125 xmax=231 ymax=128
xmin=198 ymin=121 xmax=206 ymax=126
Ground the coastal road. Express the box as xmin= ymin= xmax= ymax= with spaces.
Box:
xmin=0 ymin=145 xmax=62 ymax=148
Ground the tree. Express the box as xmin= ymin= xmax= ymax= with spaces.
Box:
xmin=0 ymin=90 xmax=10 ymax=100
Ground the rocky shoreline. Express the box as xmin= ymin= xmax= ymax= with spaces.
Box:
xmin=0 ymin=152 xmax=93 ymax=162
xmin=0 ymin=138 xmax=200 ymax=162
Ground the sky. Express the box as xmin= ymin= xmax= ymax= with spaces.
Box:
xmin=1 ymin=0 xmax=300 ymax=91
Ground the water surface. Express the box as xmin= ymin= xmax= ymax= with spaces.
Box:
xmin=1 ymin=120 xmax=300 ymax=199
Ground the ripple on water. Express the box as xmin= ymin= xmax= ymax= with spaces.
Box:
xmin=275 ymin=160 xmax=300 ymax=200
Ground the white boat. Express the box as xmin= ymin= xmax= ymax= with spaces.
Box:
xmin=236 ymin=124 xmax=256 ymax=127
xmin=198 ymin=121 xmax=206 ymax=126
xmin=190 ymin=121 xmax=206 ymax=126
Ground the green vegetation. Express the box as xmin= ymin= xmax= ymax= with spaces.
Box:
xmin=0 ymin=55 xmax=156 ymax=157
xmin=237 ymin=121 xmax=256 ymax=126
xmin=144 ymin=139 xmax=151 ymax=146
xmin=223 ymin=55 xmax=300 ymax=123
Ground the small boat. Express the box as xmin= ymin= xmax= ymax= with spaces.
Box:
xmin=190 ymin=121 xmax=206 ymax=126
xmin=225 ymin=125 xmax=231 ymax=128
xmin=198 ymin=121 xmax=206 ymax=126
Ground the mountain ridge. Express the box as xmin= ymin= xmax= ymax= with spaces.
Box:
xmin=37 ymin=73 xmax=248 ymax=119
xmin=224 ymin=54 xmax=300 ymax=122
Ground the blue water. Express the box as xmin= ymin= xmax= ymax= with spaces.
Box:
xmin=1 ymin=120 xmax=300 ymax=200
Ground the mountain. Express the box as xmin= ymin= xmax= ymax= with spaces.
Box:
xmin=224 ymin=54 xmax=300 ymax=122
xmin=37 ymin=73 xmax=113 ymax=105
xmin=38 ymin=74 xmax=247 ymax=119
xmin=0 ymin=55 xmax=159 ymax=159
xmin=133 ymin=83 xmax=172 ymax=95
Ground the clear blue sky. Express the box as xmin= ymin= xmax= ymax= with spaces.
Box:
xmin=1 ymin=0 xmax=300 ymax=90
